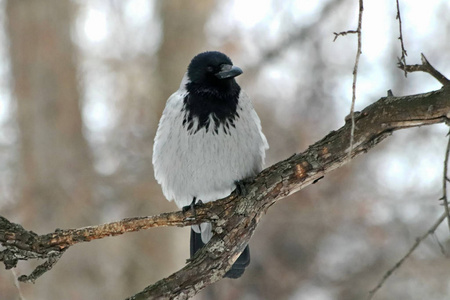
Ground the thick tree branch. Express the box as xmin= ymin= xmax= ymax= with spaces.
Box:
xmin=2 ymin=83 xmax=450 ymax=298
xmin=0 ymin=210 xmax=211 ymax=279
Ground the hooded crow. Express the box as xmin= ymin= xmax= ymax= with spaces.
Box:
xmin=153 ymin=51 xmax=268 ymax=278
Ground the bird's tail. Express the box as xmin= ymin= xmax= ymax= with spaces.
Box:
xmin=190 ymin=228 xmax=250 ymax=279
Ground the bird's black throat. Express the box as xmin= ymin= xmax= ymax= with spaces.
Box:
xmin=182 ymin=80 xmax=241 ymax=135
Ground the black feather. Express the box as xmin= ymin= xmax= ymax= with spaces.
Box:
xmin=190 ymin=229 xmax=250 ymax=279
xmin=182 ymin=51 xmax=241 ymax=134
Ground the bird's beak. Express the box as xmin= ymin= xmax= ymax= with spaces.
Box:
xmin=215 ymin=64 xmax=243 ymax=79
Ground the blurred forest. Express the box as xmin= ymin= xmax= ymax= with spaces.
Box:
xmin=1 ymin=0 xmax=450 ymax=299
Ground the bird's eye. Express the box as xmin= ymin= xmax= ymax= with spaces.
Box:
xmin=206 ymin=66 xmax=214 ymax=73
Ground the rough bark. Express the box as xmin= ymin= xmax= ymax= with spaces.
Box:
xmin=1 ymin=85 xmax=449 ymax=298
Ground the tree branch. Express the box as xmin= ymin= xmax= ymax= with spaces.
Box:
xmin=349 ymin=0 xmax=364 ymax=160
xmin=368 ymin=212 xmax=447 ymax=299
xmin=441 ymin=130 xmax=450 ymax=233
xmin=398 ymin=53 xmax=450 ymax=86
xmin=396 ymin=0 xmax=408 ymax=77
xmin=0 ymin=209 xmax=211 ymax=280
xmin=332 ymin=0 xmax=364 ymax=161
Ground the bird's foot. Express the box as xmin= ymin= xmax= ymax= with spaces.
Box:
xmin=234 ymin=178 xmax=254 ymax=197
xmin=182 ymin=197 xmax=203 ymax=218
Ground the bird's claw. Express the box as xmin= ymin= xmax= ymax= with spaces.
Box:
xmin=235 ymin=178 xmax=254 ymax=197
xmin=182 ymin=197 xmax=203 ymax=218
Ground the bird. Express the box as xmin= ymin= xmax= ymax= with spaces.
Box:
xmin=152 ymin=51 xmax=268 ymax=279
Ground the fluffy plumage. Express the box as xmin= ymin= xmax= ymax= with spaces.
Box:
xmin=152 ymin=51 xmax=268 ymax=278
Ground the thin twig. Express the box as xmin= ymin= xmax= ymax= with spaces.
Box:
xmin=333 ymin=30 xmax=358 ymax=41
xmin=334 ymin=1 xmax=364 ymax=159
xmin=431 ymin=233 xmax=448 ymax=257
xmin=368 ymin=212 xmax=447 ymax=299
xmin=442 ymin=130 xmax=450 ymax=232
xmin=348 ymin=0 xmax=364 ymax=160
xmin=396 ymin=0 xmax=408 ymax=77
xmin=18 ymin=251 xmax=64 ymax=283
xmin=398 ymin=53 xmax=450 ymax=86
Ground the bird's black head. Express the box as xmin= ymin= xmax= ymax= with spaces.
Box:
xmin=183 ymin=51 xmax=243 ymax=135
xmin=187 ymin=51 xmax=243 ymax=89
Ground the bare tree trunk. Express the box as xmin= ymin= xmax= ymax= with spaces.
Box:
xmin=155 ymin=0 xmax=215 ymax=112
xmin=6 ymin=0 xmax=94 ymax=227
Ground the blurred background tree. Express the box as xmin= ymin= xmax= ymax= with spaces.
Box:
xmin=0 ymin=0 xmax=449 ymax=299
